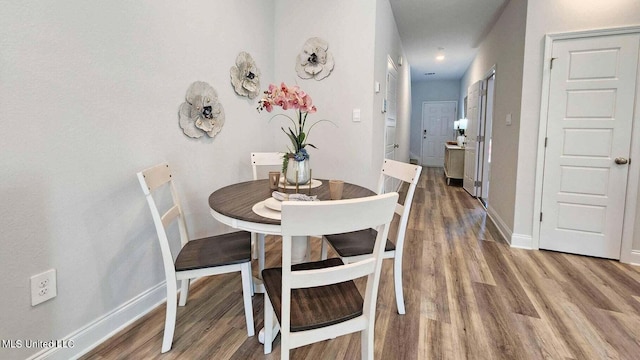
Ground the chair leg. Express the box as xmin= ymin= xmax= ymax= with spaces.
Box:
xmin=264 ymin=293 xmax=274 ymax=354
xmin=393 ymin=257 xmax=406 ymax=315
xmin=178 ymin=279 xmax=190 ymax=306
xmin=258 ymin=233 xmax=266 ymax=275
xmin=161 ymin=277 xmax=178 ymax=353
xmin=251 ymin=232 xmax=258 ymax=260
xmin=320 ymin=237 xmax=328 ymax=260
xmin=240 ymin=262 xmax=255 ymax=337
xmin=361 ymin=327 xmax=374 ymax=360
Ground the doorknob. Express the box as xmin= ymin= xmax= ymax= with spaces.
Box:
xmin=614 ymin=157 xmax=629 ymax=165
xmin=393 ymin=144 xmax=399 ymax=148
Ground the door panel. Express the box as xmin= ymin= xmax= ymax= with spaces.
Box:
xmin=421 ymin=101 xmax=457 ymax=167
xmin=463 ymin=81 xmax=481 ymax=196
xmin=539 ymin=33 xmax=639 ymax=259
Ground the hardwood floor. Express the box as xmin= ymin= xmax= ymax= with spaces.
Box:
xmin=82 ymin=167 xmax=640 ymax=359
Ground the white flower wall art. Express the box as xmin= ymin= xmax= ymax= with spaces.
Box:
xmin=295 ymin=37 xmax=334 ymax=80
xmin=178 ymin=81 xmax=225 ymax=138
xmin=230 ymin=51 xmax=261 ymax=99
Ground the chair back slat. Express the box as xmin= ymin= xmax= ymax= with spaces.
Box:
xmin=380 ymin=159 xmax=420 ymax=184
xmin=395 ymin=203 xmax=404 ymax=216
xmin=281 ymin=194 xmax=398 ymax=237
xmin=161 ymin=204 xmax=181 ymax=228
xmin=290 ymin=258 xmax=376 ymax=289
xmin=139 ymin=163 xmax=172 ymax=193
xmin=251 ymin=152 xmax=284 ymax=180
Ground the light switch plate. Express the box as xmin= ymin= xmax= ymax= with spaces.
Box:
xmin=352 ymin=109 xmax=361 ymax=122
xmin=506 ymin=113 xmax=512 ymax=126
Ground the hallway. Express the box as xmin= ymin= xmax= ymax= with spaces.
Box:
xmin=84 ymin=167 xmax=640 ymax=359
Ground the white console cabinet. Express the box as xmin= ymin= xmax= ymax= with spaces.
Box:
xmin=444 ymin=144 xmax=464 ymax=185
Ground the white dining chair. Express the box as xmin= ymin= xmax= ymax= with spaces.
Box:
xmin=137 ymin=163 xmax=254 ymax=353
xmin=262 ymin=193 xmax=398 ymax=360
xmin=321 ymin=159 xmax=422 ymax=314
xmin=250 ymin=152 xmax=285 ymax=268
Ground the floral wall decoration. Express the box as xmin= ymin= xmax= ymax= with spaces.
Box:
xmin=230 ymin=51 xmax=261 ymax=99
xmin=295 ymin=37 xmax=334 ymax=80
xmin=178 ymin=81 xmax=225 ymax=138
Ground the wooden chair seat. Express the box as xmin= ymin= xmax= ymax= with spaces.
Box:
xmin=262 ymin=258 xmax=363 ymax=332
xmin=175 ymin=231 xmax=251 ymax=271
xmin=324 ymin=229 xmax=395 ymax=258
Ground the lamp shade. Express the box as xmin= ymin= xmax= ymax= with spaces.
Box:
xmin=458 ymin=118 xmax=468 ymax=130
xmin=453 ymin=120 xmax=460 ymax=130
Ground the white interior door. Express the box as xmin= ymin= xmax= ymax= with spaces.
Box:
xmin=421 ymin=101 xmax=457 ymax=167
xmin=384 ymin=57 xmax=399 ymax=192
xmin=463 ymin=81 xmax=481 ymax=196
xmin=539 ymin=33 xmax=639 ymax=259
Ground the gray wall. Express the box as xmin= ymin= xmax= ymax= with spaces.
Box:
xmin=273 ymin=0 xmax=410 ymax=191
xmin=409 ymin=80 xmax=461 ymax=161
xmin=460 ymin=0 xmax=528 ymax=236
xmin=0 ymin=2 xmax=276 ymax=359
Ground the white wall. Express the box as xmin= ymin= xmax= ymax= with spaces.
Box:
xmin=410 ymin=80 xmax=461 ymax=160
xmin=460 ymin=0 xmax=527 ymax=235
xmin=514 ymin=0 xmax=640 ymax=254
xmin=0 ymin=1 xmax=274 ymax=359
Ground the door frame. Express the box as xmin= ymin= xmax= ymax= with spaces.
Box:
xmin=532 ymin=26 xmax=640 ymax=264
xmin=420 ymin=100 xmax=458 ymax=166
xmin=384 ymin=55 xmax=400 ymax=192
xmin=478 ymin=66 xmax=496 ymax=207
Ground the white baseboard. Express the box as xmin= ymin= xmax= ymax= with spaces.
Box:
xmin=511 ymin=234 xmax=534 ymax=249
xmin=624 ymin=250 xmax=640 ymax=266
xmin=486 ymin=204 xmax=512 ymax=243
xmin=28 ymin=282 xmax=167 ymax=360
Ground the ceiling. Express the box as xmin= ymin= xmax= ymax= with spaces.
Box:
xmin=389 ymin=0 xmax=510 ymax=81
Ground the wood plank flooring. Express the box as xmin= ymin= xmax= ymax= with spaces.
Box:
xmin=82 ymin=167 xmax=640 ymax=359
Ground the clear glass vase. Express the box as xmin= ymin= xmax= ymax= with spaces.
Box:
xmin=285 ymin=158 xmax=311 ymax=185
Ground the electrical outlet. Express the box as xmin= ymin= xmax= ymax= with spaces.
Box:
xmin=30 ymin=269 xmax=57 ymax=306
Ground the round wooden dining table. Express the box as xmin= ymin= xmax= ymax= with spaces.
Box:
xmin=208 ymin=178 xmax=375 ymax=263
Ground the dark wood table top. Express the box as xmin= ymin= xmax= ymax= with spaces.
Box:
xmin=209 ymin=179 xmax=375 ymax=225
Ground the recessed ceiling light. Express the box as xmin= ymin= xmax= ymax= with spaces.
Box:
xmin=436 ymin=47 xmax=445 ymax=61
xmin=425 ymin=72 xmax=436 ymax=76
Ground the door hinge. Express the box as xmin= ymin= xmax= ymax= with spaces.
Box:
xmin=550 ymin=57 xmax=557 ymax=70
xmin=629 ymin=158 xmax=632 ymax=165
xmin=544 ymin=137 xmax=548 ymax=147
xmin=540 ymin=212 xmax=543 ymax=222
xmin=478 ymin=135 xmax=484 ymax=142
xmin=481 ymin=89 xmax=488 ymax=96
xmin=474 ymin=180 xmax=482 ymax=187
